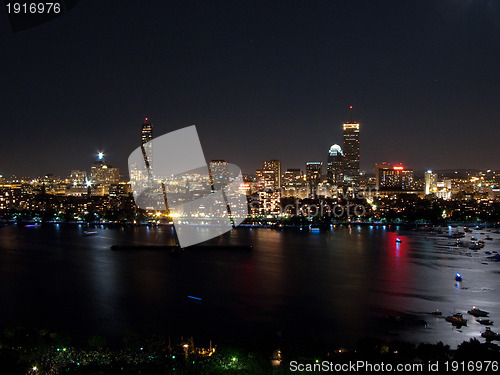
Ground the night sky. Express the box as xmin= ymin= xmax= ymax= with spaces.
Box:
xmin=1 ymin=0 xmax=499 ymax=178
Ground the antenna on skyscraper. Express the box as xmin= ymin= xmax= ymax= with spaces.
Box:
xmin=348 ymin=105 xmax=354 ymax=122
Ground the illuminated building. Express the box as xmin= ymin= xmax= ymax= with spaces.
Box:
xmin=343 ymin=121 xmax=360 ymax=184
xmin=252 ymin=160 xmax=281 ymax=216
xmin=256 ymin=189 xmax=281 ymax=216
xmin=109 ymin=182 xmax=132 ymax=197
xmin=69 ymin=170 xmax=87 ymax=185
xmin=425 ymin=170 xmax=452 ymax=199
xmin=326 ymin=144 xmax=344 ymax=185
xmin=282 ymin=169 xmax=308 ymax=199
xmin=306 ymin=162 xmax=322 ymax=198
xmin=375 ymin=163 xmax=414 ymax=190
xmin=209 ymin=160 xmax=229 ymax=191
xmin=256 ymin=160 xmax=281 ymax=190
xmin=425 ymin=170 xmax=438 ymax=195
xmin=90 ymin=153 xmax=120 ymax=194
xmin=141 ymin=117 xmax=153 ymax=168
xmin=141 ymin=117 xmax=153 ymax=145
xmin=282 ymin=169 xmax=304 ymax=187
xmin=0 ymin=184 xmax=22 ymax=210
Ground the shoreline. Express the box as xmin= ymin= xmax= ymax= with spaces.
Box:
xmin=1 ymin=219 xmax=499 ymax=228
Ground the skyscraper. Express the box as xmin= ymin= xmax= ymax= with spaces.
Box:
xmin=326 ymin=144 xmax=344 ymax=185
xmin=259 ymin=160 xmax=281 ymax=190
xmin=425 ymin=170 xmax=438 ymax=195
xmin=90 ymin=153 xmax=120 ymax=191
xmin=375 ymin=163 xmax=414 ymax=191
xmin=141 ymin=117 xmax=153 ymax=145
xmin=209 ymin=160 xmax=229 ymax=191
xmin=306 ymin=162 xmax=322 ymax=198
xmin=141 ymin=117 xmax=153 ymax=169
xmin=342 ymin=120 xmax=360 ymax=184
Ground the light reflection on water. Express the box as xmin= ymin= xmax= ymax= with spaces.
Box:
xmin=0 ymin=224 xmax=499 ymax=349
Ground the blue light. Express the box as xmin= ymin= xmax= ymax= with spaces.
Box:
xmin=187 ymin=295 xmax=202 ymax=301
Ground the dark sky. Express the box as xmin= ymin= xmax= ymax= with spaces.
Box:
xmin=1 ymin=0 xmax=499 ymax=177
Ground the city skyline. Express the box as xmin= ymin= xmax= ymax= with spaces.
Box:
xmin=0 ymin=107 xmax=497 ymax=181
xmin=1 ymin=139 xmax=499 ymax=181
xmin=1 ymin=1 xmax=500 ymax=177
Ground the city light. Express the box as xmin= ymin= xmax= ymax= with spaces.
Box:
xmin=98 ymin=152 xmax=104 ymax=160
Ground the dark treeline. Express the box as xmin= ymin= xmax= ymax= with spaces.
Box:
xmin=1 ymin=326 xmax=499 ymax=374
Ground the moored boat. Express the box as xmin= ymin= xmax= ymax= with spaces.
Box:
xmin=445 ymin=313 xmax=467 ymax=326
xmin=468 ymin=306 xmax=489 ymax=317
xmin=481 ymin=327 xmax=500 ymax=341
xmin=477 ymin=319 xmax=493 ymax=326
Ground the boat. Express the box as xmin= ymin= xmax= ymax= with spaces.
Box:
xmin=445 ymin=313 xmax=467 ymax=326
xmin=386 ymin=314 xmax=404 ymax=323
xmin=485 ymin=236 xmax=493 ymax=241
xmin=467 ymin=306 xmax=489 ymax=317
xmin=477 ymin=319 xmax=494 ymax=326
xmin=396 ymin=238 xmax=402 ymax=243
xmin=430 ymin=310 xmax=442 ymax=316
xmin=110 ymin=244 xmax=253 ymax=251
xmin=469 ymin=243 xmax=482 ymax=250
xmin=481 ymin=327 xmax=500 ymax=341
xmin=489 ymin=254 xmax=500 ymax=261
xmin=455 ymin=273 xmax=462 ymax=282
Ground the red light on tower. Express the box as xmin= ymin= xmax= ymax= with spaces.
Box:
xmin=393 ymin=166 xmax=404 ymax=171
xmin=145 ymin=117 xmax=148 ymax=121
xmin=349 ymin=105 xmax=353 ymax=109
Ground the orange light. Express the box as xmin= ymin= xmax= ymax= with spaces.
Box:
xmin=393 ymin=166 xmax=404 ymax=170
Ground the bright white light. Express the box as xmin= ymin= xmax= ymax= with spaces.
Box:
xmin=98 ymin=152 xmax=104 ymax=160
xmin=329 ymin=144 xmax=343 ymax=156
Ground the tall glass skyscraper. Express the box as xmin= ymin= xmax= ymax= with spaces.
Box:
xmin=342 ymin=121 xmax=360 ymax=183
xmin=327 ymin=144 xmax=344 ymax=185
xmin=141 ymin=117 xmax=153 ymax=145
xmin=141 ymin=117 xmax=153 ymax=168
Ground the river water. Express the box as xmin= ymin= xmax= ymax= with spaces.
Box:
xmin=0 ymin=223 xmax=499 ymax=351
